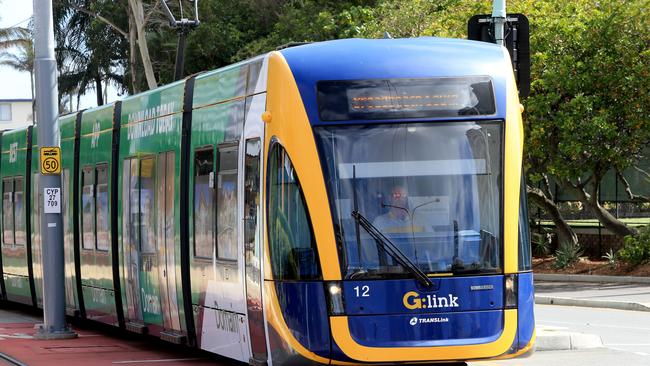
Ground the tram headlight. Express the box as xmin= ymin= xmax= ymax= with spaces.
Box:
xmin=326 ymin=281 xmax=345 ymax=315
xmin=504 ymin=274 xmax=518 ymax=309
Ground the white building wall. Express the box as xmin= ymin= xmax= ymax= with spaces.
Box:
xmin=0 ymin=100 xmax=33 ymax=130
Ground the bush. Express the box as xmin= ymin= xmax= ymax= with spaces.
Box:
xmin=532 ymin=232 xmax=552 ymax=257
xmin=553 ymin=245 xmax=583 ymax=269
xmin=602 ymin=248 xmax=618 ymax=268
xmin=619 ymin=226 xmax=650 ymax=265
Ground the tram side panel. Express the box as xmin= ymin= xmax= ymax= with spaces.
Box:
xmin=60 ymin=113 xmax=83 ymax=316
xmin=29 ymin=130 xmax=44 ymax=308
xmin=240 ymin=58 xmax=269 ymax=365
xmin=261 ymin=52 xmax=333 ymax=366
xmin=118 ymin=80 xmax=188 ymax=340
xmin=0 ymin=132 xmax=3 ymax=300
xmin=77 ymin=104 xmax=120 ymax=325
xmin=188 ymin=61 xmax=256 ymax=361
xmin=1 ymin=128 xmax=35 ymax=306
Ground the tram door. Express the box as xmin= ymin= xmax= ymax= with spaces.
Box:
xmin=156 ymin=152 xmax=181 ymax=332
xmin=123 ymin=157 xmax=160 ymax=326
xmin=123 ymin=155 xmax=179 ymax=331
xmin=243 ymin=138 xmax=267 ymax=363
xmin=123 ymin=158 xmax=144 ymax=325
xmin=201 ymin=142 xmax=249 ymax=361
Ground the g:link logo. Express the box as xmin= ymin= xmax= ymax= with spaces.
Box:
xmin=402 ymin=291 xmax=459 ymax=310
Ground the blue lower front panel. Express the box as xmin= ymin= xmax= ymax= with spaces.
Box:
xmin=274 ymin=281 xmax=330 ymax=358
xmin=517 ymin=272 xmax=535 ymax=350
xmin=348 ymin=310 xmax=503 ymax=347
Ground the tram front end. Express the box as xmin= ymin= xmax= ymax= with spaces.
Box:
xmin=262 ymin=38 xmax=534 ymax=365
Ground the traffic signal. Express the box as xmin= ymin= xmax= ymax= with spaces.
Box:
xmin=468 ymin=14 xmax=530 ymax=98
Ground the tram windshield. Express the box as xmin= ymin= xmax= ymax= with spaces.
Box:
xmin=315 ymin=121 xmax=503 ymax=279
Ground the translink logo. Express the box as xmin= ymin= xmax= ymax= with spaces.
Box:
xmin=402 ymin=291 xmax=459 ymax=310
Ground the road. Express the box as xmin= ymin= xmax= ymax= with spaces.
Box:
xmin=470 ymin=304 xmax=650 ymax=366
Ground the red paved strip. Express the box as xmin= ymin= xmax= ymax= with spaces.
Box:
xmin=0 ymin=322 xmax=231 ymax=366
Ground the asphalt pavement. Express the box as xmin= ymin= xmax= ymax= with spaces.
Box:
xmin=533 ymin=275 xmax=650 ymax=351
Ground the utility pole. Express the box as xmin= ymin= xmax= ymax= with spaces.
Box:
xmin=161 ymin=0 xmax=200 ymax=81
xmin=492 ymin=0 xmax=506 ymax=46
xmin=33 ymin=0 xmax=76 ymax=340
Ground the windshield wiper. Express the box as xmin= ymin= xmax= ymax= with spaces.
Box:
xmin=351 ymin=210 xmax=433 ymax=288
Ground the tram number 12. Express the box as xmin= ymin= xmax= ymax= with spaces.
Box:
xmin=354 ymin=285 xmax=370 ymax=297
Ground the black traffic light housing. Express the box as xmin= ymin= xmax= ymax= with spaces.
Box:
xmin=468 ymin=14 xmax=530 ymax=98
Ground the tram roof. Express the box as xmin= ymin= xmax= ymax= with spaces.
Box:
xmin=279 ymin=37 xmax=512 ymax=124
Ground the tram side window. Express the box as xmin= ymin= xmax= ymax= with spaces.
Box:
xmin=194 ymin=148 xmax=214 ymax=259
xmin=123 ymin=159 xmax=139 ymax=259
xmin=163 ymin=152 xmax=175 ymax=247
xmin=216 ymin=144 xmax=238 ymax=261
xmin=244 ymin=139 xmax=261 ymax=258
xmin=62 ymin=169 xmax=70 ymax=243
xmin=96 ymin=165 xmax=110 ymax=251
xmin=518 ymin=176 xmax=532 ymax=271
xmin=14 ymin=177 xmax=25 ymax=245
xmin=3 ymin=179 xmax=14 ymax=245
xmin=81 ymin=167 xmax=96 ymax=250
xmin=267 ymin=144 xmax=320 ymax=280
xmin=140 ymin=158 xmax=156 ymax=253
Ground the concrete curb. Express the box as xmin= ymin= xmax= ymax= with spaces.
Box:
xmin=535 ymin=273 xmax=650 ymax=284
xmin=535 ymin=327 xmax=603 ymax=351
xmin=535 ymin=295 xmax=650 ymax=312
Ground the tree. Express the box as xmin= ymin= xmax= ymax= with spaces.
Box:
xmin=54 ymin=0 xmax=158 ymax=95
xmin=54 ymin=0 xmax=127 ymax=105
xmin=233 ymin=0 xmax=378 ymax=61
xmin=0 ymin=22 xmax=29 ymax=53
xmin=0 ymin=31 xmax=35 ymax=122
xmin=523 ymin=0 xmax=650 ymax=238
xmin=0 ymin=8 xmax=34 ymax=121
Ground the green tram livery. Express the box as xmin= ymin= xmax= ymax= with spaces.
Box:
xmin=0 ymin=38 xmax=534 ymax=365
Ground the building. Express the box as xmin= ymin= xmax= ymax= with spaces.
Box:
xmin=0 ymin=99 xmax=34 ymax=129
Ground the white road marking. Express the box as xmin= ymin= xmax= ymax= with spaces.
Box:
xmin=0 ymin=333 xmax=34 ymax=340
xmin=112 ymin=358 xmax=202 ymax=364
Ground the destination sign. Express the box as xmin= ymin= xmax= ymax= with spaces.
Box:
xmin=317 ymin=77 xmax=496 ymax=121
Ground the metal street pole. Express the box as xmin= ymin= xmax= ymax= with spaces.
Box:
xmin=174 ymin=25 xmax=190 ymax=81
xmin=33 ymin=0 xmax=76 ymax=340
xmin=492 ymin=0 xmax=506 ymax=46
xmin=161 ymin=1 xmax=200 ymax=81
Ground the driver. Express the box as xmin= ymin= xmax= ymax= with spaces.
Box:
xmin=373 ymin=185 xmax=419 ymax=234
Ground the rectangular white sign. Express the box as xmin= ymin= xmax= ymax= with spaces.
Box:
xmin=44 ymin=187 xmax=61 ymax=214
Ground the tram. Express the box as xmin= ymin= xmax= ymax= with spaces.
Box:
xmin=0 ymin=37 xmax=534 ymax=365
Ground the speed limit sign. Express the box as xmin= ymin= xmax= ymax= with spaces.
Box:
xmin=40 ymin=147 xmax=61 ymax=174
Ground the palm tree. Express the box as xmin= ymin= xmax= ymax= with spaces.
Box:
xmin=0 ymin=35 xmax=34 ymax=96
xmin=54 ymin=1 xmax=127 ymax=107
xmin=0 ymin=23 xmax=34 ymax=122
xmin=0 ymin=25 xmax=29 ymax=52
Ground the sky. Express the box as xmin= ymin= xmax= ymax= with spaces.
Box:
xmin=0 ymin=0 xmax=118 ymax=109
xmin=0 ymin=0 xmax=32 ymax=100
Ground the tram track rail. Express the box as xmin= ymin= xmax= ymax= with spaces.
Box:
xmin=0 ymin=352 xmax=27 ymax=366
